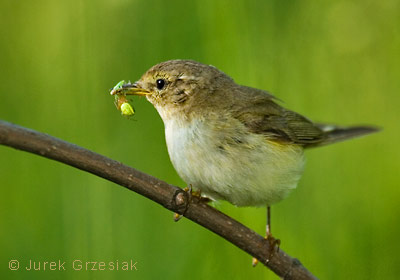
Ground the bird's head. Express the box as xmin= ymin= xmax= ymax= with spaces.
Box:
xmin=115 ymin=60 xmax=234 ymax=120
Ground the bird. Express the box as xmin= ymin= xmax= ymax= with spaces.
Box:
xmin=111 ymin=59 xmax=378 ymax=262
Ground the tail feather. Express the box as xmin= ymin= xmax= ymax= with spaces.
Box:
xmin=305 ymin=124 xmax=380 ymax=148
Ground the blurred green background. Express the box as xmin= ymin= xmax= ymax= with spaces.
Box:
xmin=0 ymin=0 xmax=399 ymax=279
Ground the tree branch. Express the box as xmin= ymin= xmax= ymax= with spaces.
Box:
xmin=0 ymin=120 xmax=317 ymax=279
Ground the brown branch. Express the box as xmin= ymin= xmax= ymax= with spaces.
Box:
xmin=0 ymin=120 xmax=317 ymax=279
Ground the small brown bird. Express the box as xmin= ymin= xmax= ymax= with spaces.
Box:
xmin=111 ymin=59 xmax=378 ymax=258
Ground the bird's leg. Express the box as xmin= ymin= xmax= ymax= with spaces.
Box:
xmin=252 ymin=206 xmax=281 ymax=267
xmin=173 ymin=185 xmax=211 ymax=222
xmin=265 ymin=206 xmax=281 ymax=249
xmin=267 ymin=205 xmax=271 ymax=236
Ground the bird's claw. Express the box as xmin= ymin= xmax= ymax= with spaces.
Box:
xmin=266 ymin=234 xmax=281 ymax=253
xmin=173 ymin=212 xmax=183 ymax=222
xmin=173 ymin=186 xmax=210 ymax=222
xmin=252 ymin=234 xmax=281 ymax=267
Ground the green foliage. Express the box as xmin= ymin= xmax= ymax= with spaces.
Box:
xmin=0 ymin=0 xmax=399 ymax=279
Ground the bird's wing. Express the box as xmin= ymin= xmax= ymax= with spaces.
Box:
xmin=232 ymin=87 xmax=326 ymax=146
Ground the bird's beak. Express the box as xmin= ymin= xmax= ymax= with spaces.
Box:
xmin=110 ymin=82 xmax=151 ymax=96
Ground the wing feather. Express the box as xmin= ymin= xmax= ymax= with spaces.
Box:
xmin=231 ymin=86 xmax=325 ymax=145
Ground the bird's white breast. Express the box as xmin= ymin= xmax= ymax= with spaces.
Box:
xmin=160 ymin=112 xmax=305 ymax=207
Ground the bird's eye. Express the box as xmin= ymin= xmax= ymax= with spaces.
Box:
xmin=156 ymin=79 xmax=165 ymax=90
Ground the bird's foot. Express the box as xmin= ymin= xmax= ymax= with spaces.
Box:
xmin=185 ymin=186 xmax=212 ymax=202
xmin=173 ymin=186 xmax=210 ymax=222
xmin=252 ymin=234 xmax=281 ymax=267
xmin=266 ymin=233 xmax=281 ymax=252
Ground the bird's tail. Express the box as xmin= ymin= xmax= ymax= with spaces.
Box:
xmin=305 ymin=124 xmax=380 ymax=148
